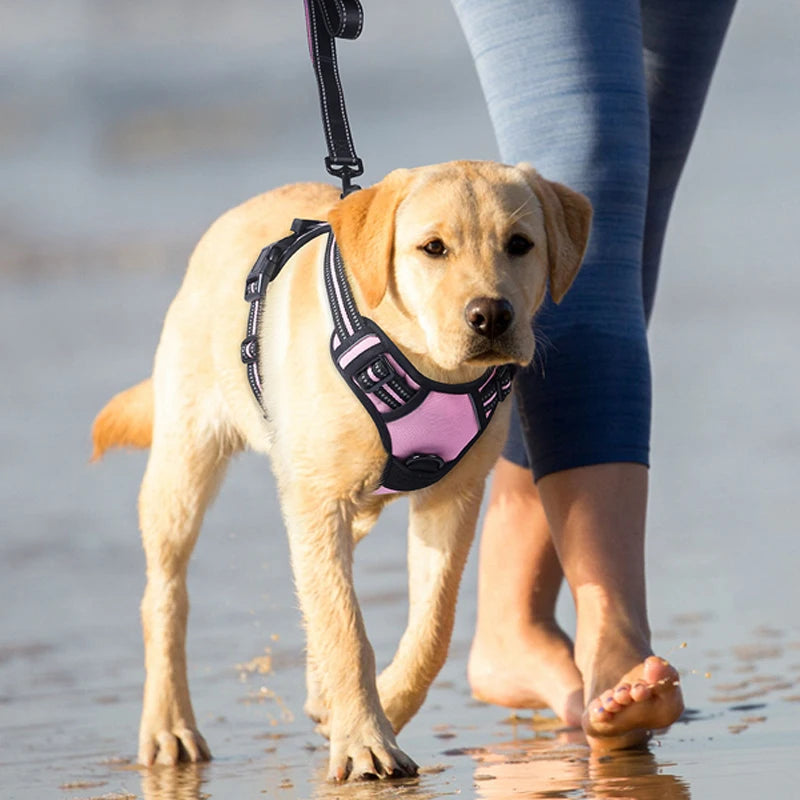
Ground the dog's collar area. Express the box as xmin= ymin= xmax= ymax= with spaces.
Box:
xmin=241 ymin=218 xmax=516 ymax=494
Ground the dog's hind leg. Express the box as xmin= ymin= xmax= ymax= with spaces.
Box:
xmin=137 ymin=403 xmax=235 ymax=766
xmin=377 ymin=478 xmax=485 ymax=733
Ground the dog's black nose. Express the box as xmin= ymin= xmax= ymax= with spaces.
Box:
xmin=465 ymin=297 xmax=515 ymax=339
xmin=464 ymin=297 xmax=514 ymax=339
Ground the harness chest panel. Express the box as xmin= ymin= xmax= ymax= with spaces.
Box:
xmin=242 ymin=219 xmax=515 ymax=494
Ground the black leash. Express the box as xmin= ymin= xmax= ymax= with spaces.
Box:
xmin=303 ymin=0 xmax=365 ymax=196
xmin=241 ymin=3 xmax=365 ymax=409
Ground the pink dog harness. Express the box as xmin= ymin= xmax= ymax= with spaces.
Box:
xmin=242 ymin=218 xmax=515 ymax=493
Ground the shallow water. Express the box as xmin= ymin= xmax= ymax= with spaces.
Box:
xmin=1 ymin=2 xmax=799 ymax=798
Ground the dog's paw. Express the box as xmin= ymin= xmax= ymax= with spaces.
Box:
xmin=138 ymin=722 xmax=211 ymax=766
xmin=328 ymin=720 xmax=418 ymax=781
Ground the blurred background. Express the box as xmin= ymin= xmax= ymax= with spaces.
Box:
xmin=1 ymin=2 xmax=798 ymax=798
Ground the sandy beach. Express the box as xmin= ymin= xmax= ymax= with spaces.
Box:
xmin=1 ymin=1 xmax=799 ymax=798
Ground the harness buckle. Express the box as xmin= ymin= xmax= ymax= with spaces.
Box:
xmin=291 ymin=218 xmax=325 ymax=236
xmin=357 ymin=355 xmax=396 ymax=394
xmin=240 ymin=335 xmax=259 ymax=365
xmin=245 ymin=243 xmax=289 ymax=301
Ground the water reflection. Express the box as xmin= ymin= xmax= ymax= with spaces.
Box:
xmin=587 ymin=751 xmax=691 ymax=800
xmin=132 ymin=734 xmax=691 ymax=800
xmin=469 ymin=730 xmax=691 ymax=800
xmin=313 ymin=776 xmax=434 ymax=800
xmin=139 ymin=762 xmax=208 ymax=800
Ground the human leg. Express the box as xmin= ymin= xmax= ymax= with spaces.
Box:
xmin=452 ymin=0 xmax=654 ymax=730
xmin=467 ymin=454 xmax=584 ymax=727
xmin=451 ymin=0 xmax=660 ymax=744
xmin=640 ymin=0 xmax=738 ymax=319
xmin=535 ymin=463 xmax=682 ymax=748
xmin=572 ymin=0 xmax=737 ymax=744
xmin=453 ymin=0 xmax=736 ymax=746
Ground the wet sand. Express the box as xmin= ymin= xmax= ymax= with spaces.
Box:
xmin=1 ymin=2 xmax=799 ymax=798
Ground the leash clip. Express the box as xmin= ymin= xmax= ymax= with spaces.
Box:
xmin=325 ymin=156 xmax=364 ymax=197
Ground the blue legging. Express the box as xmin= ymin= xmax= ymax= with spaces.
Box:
xmin=451 ymin=0 xmax=736 ymax=479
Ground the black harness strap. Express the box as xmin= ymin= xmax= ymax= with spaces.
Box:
xmin=303 ymin=0 xmax=365 ymax=196
xmin=241 ymin=219 xmax=328 ymax=409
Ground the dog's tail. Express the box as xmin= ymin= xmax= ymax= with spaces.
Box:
xmin=91 ymin=378 xmax=154 ymax=461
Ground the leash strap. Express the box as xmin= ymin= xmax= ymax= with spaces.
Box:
xmin=303 ymin=0 xmax=365 ymax=196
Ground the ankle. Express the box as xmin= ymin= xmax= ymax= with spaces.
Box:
xmin=573 ymin=589 xmax=652 ymax=680
xmin=473 ymin=612 xmax=575 ymax=665
xmin=574 ymin=584 xmax=649 ymax=639
xmin=575 ymin=626 xmax=651 ymax=677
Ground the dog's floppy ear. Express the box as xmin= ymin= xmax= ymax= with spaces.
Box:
xmin=327 ymin=169 xmax=412 ymax=308
xmin=517 ymin=163 xmax=593 ymax=304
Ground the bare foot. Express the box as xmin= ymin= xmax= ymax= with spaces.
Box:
xmin=582 ymin=655 xmax=684 ymax=750
xmin=469 ymin=619 xmax=584 ymax=728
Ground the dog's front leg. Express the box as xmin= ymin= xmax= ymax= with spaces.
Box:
xmin=377 ymin=479 xmax=484 ymax=732
xmin=283 ymin=490 xmax=418 ymax=781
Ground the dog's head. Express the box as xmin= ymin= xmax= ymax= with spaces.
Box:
xmin=327 ymin=161 xmax=591 ymax=375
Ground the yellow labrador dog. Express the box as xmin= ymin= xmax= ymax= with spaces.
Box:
xmin=92 ymin=160 xmax=591 ymax=781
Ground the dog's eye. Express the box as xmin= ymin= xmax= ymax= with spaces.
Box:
xmin=421 ymin=239 xmax=447 ymax=258
xmin=506 ymin=234 xmax=534 ymax=257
